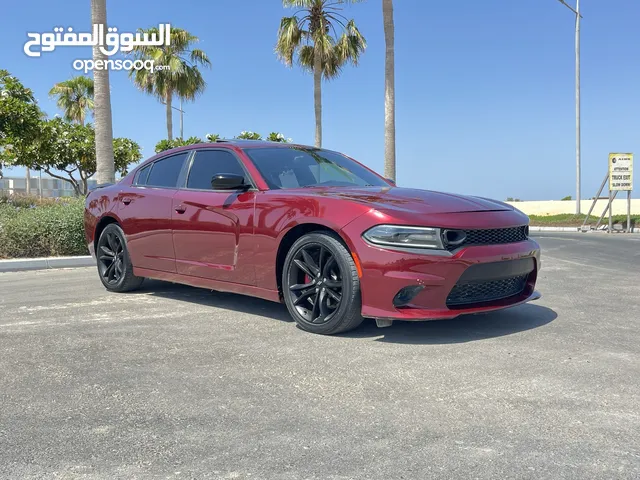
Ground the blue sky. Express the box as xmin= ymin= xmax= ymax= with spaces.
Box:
xmin=1 ymin=0 xmax=639 ymax=200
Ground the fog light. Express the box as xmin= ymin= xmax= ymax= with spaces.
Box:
xmin=393 ymin=285 xmax=425 ymax=307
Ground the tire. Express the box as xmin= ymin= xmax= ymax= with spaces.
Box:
xmin=96 ymin=223 xmax=144 ymax=293
xmin=282 ymin=232 xmax=363 ymax=335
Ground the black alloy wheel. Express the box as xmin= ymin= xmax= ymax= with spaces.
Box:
xmin=98 ymin=229 xmax=125 ymax=286
xmin=288 ymin=243 xmax=344 ymax=324
xmin=283 ymin=232 xmax=363 ymax=335
xmin=96 ymin=223 xmax=144 ymax=292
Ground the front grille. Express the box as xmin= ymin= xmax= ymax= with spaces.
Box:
xmin=446 ymin=273 xmax=529 ymax=307
xmin=444 ymin=226 xmax=528 ymax=251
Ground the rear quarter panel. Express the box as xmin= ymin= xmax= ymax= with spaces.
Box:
xmin=84 ymin=186 xmax=123 ymax=257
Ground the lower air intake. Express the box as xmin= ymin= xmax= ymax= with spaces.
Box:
xmin=446 ymin=274 xmax=529 ymax=307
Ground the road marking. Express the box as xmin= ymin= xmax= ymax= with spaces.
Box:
xmin=12 ymin=296 xmax=159 ymax=312
xmin=541 ymin=255 xmax=632 ymax=273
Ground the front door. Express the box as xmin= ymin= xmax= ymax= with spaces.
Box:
xmin=172 ymin=149 xmax=256 ymax=285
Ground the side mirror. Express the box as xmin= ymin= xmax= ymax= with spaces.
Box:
xmin=386 ymin=178 xmax=396 ymax=186
xmin=211 ymin=173 xmax=250 ymax=190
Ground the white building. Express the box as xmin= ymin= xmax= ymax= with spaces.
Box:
xmin=0 ymin=176 xmax=98 ymax=197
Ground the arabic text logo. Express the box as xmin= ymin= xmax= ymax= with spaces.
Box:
xmin=23 ymin=23 xmax=171 ymax=58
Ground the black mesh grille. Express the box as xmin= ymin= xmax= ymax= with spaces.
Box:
xmin=445 ymin=226 xmax=528 ymax=251
xmin=446 ymin=274 xmax=529 ymax=307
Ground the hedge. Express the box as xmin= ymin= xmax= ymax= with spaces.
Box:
xmin=0 ymin=195 xmax=88 ymax=258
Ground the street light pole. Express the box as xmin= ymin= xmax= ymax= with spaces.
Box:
xmin=574 ymin=0 xmax=581 ymax=215
xmin=558 ymin=0 xmax=582 ymax=214
xmin=162 ymin=100 xmax=185 ymax=139
xmin=179 ymin=98 xmax=183 ymax=139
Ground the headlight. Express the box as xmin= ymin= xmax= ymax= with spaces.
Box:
xmin=363 ymin=225 xmax=444 ymax=250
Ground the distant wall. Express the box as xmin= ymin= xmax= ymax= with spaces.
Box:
xmin=507 ymin=199 xmax=640 ymax=216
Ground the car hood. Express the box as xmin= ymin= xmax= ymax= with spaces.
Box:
xmin=304 ymin=187 xmax=514 ymax=215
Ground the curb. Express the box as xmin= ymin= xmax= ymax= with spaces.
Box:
xmin=0 ymin=256 xmax=94 ymax=273
xmin=530 ymin=226 xmax=579 ymax=232
xmin=530 ymin=226 xmax=640 ymax=233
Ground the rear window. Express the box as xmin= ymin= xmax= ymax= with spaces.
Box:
xmin=135 ymin=164 xmax=151 ymax=185
xmin=146 ymin=153 xmax=189 ymax=188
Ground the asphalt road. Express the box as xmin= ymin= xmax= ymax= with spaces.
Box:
xmin=1 ymin=232 xmax=639 ymax=479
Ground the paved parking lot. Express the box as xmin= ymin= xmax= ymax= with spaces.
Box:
xmin=1 ymin=233 xmax=639 ymax=479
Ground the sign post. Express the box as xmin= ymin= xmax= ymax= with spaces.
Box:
xmin=628 ymin=191 xmax=632 ymax=234
xmin=608 ymin=153 xmax=634 ymax=233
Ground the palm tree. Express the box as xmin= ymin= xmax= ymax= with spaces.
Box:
xmin=129 ymin=27 xmax=211 ymax=140
xmin=91 ymin=0 xmax=115 ymax=184
xmin=383 ymin=0 xmax=395 ymax=182
xmin=276 ymin=0 xmax=366 ymax=148
xmin=49 ymin=76 xmax=94 ymax=126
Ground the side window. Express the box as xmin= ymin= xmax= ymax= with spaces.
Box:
xmin=135 ymin=164 xmax=151 ymax=186
xmin=186 ymin=150 xmax=248 ymax=190
xmin=146 ymin=153 xmax=189 ymax=188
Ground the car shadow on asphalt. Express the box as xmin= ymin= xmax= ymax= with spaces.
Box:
xmin=346 ymin=304 xmax=557 ymax=344
xmin=133 ymin=279 xmax=293 ymax=322
xmin=134 ymin=280 xmax=557 ymax=345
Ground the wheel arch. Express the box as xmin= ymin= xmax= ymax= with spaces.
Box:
xmin=94 ymin=215 xmax=120 ymax=254
xmin=275 ymin=222 xmax=355 ymax=299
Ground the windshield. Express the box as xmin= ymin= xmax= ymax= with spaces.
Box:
xmin=243 ymin=147 xmax=388 ymax=190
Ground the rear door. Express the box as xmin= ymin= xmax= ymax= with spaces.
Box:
xmin=172 ymin=148 xmax=256 ymax=285
xmin=119 ymin=152 xmax=190 ymax=273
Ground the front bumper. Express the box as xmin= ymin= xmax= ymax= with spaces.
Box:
xmin=342 ymin=217 xmax=541 ymax=322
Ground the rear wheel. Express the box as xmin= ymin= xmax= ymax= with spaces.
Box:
xmin=96 ymin=223 xmax=144 ymax=292
xmin=282 ymin=232 xmax=363 ymax=335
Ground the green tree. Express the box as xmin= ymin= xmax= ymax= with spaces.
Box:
xmin=206 ymin=133 xmax=221 ymax=142
xmin=236 ymin=131 xmax=262 ymax=140
xmin=1 ymin=117 xmax=141 ymax=195
xmin=48 ymin=76 xmax=94 ymax=126
xmin=129 ymin=27 xmax=211 ymax=140
xmin=155 ymin=136 xmax=203 ymax=153
xmin=0 ymin=70 xmax=45 ymax=179
xmin=276 ymin=0 xmax=366 ymax=147
xmin=266 ymin=132 xmax=291 ymax=143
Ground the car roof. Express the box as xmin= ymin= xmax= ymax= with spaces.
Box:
xmin=137 ymin=140 xmax=329 ymax=171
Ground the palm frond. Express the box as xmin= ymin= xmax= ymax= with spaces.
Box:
xmin=276 ymin=16 xmax=304 ymax=67
xmin=189 ymin=48 xmax=211 ymax=68
xmin=176 ymin=65 xmax=206 ymax=101
xmin=322 ymin=49 xmax=343 ymax=79
xmin=335 ymin=19 xmax=366 ymax=66
xmin=283 ymin=0 xmax=316 ymax=7
xmin=129 ymin=26 xmax=210 ymax=105
xmin=48 ymin=76 xmax=94 ymax=124
xmin=297 ymin=45 xmax=315 ymax=73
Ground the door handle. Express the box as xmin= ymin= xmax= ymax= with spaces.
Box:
xmin=122 ymin=197 xmax=132 ymax=205
xmin=174 ymin=205 xmax=186 ymax=214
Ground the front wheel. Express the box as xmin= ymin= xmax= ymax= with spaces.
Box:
xmin=96 ymin=223 xmax=144 ymax=292
xmin=282 ymin=232 xmax=363 ymax=335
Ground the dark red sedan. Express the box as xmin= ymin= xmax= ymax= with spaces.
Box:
xmin=84 ymin=140 xmax=541 ymax=335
